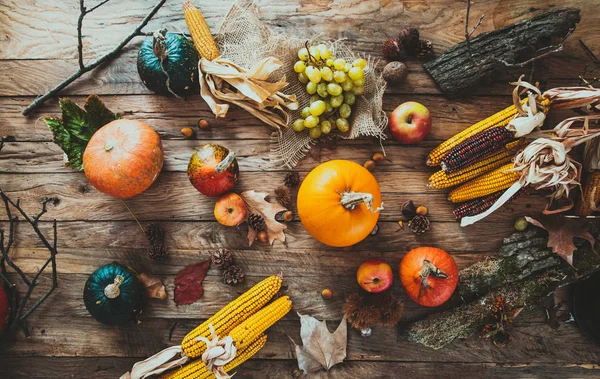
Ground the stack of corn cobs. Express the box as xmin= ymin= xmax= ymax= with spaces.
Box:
xmin=427 ymin=78 xmax=600 ymax=225
xmin=123 ymin=275 xmax=290 ymax=379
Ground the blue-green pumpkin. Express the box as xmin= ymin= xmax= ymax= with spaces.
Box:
xmin=83 ymin=262 xmax=146 ymax=325
xmin=137 ymin=29 xmax=199 ymax=97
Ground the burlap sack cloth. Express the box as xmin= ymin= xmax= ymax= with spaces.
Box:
xmin=213 ymin=0 xmax=387 ymax=168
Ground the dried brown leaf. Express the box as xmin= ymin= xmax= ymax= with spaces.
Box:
xmin=139 ymin=273 xmax=167 ymax=300
xmin=240 ymin=190 xmax=287 ymax=246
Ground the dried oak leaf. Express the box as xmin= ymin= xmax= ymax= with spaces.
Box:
xmin=173 ymin=259 xmax=211 ymax=305
xmin=139 ymin=272 xmax=167 ymax=300
xmin=525 ymin=216 xmax=596 ymax=266
xmin=290 ymin=313 xmax=347 ymax=375
xmin=240 ymin=190 xmax=287 ymax=246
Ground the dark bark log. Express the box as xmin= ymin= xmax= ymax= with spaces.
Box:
xmin=423 ymin=9 xmax=581 ymax=98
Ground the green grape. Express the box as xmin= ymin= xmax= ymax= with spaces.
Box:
xmin=325 ymin=102 xmax=334 ymax=114
xmin=310 ymin=94 xmax=320 ymax=104
xmin=304 ymin=115 xmax=319 ymax=128
xmin=320 ymin=120 xmax=332 ymax=134
xmin=339 ymin=103 xmax=352 ymax=118
xmin=310 ymin=100 xmax=327 ymax=116
xmin=352 ymin=58 xmax=367 ymax=69
xmin=348 ymin=67 xmax=364 ymax=81
xmin=341 ymin=79 xmax=353 ymax=92
xmin=292 ymin=119 xmax=306 ymax=132
xmin=336 ymin=118 xmax=350 ymax=132
xmin=333 ymin=70 xmax=346 ymax=83
xmin=353 ymin=85 xmax=365 ymax=95
xmin=308 ymin=46 xmax=321 ymax=61
xmin=306 ymin=82 xmax=317 ymax=95
xmin=309 ymin=126 xmax=322 ymax=139
xmin=327 ymin=83 xmax=343 ymax=96
xmin=320 ymin=67 xmax=333 ymax=82
xmin=330 ymin=94 xmax=344 ymax=108
xmin=298 ymin=48 xmax=309 ymax=61
xmin=344 ymin=92 xmax=356 ymax=105
xmin=305 ymin=66 xmax=322 ymax=83
xmin=301 ymin=107 xmax=311 ymax=118
xmin=317 ymin=44 xmax=331 ymax=59
xmin=333 ymin=58 xmax=346 ymax=70
xmin=317 ymin=83 xmax=328 ymax=98
xmin=298 ymin=72 xmax=309 ymax=84
xmin=344 ymin=63 xmax=352 ymax=72
xmin=353 ymin=77 xmax=365 ymax=87
xmin=326 ymin=58 xmax=334 ymax=67
xmin=294 ymin=61 xmax=306 ymax=73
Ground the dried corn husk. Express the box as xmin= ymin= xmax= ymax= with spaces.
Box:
xmin=506 ymin=76 xmax=548 ymax=137
xmin=543 ymin=86 xmax=600 ymax=110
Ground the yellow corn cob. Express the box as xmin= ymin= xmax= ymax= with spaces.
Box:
xmin=575 ymin=171 xmax=600 ymax=216
xmin=448 ymin=163 xmax=521 ymax=203
xmin=160 ymin=335 xmax=267 ymax=379
xmin=229 ymin=296 xmax=292 ymax=351
xmin=428 ymin=149 xmax=515 ymax=189
xmin=427 ymin=98 xmax=550 ymax=167
xmin=181 ymin=275 xmax=282 ymax=358
xmin=183 ymin=1 xmax=219 ymax=60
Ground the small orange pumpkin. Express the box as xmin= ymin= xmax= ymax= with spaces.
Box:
xmin=83 ymin=120 xmax=164 ymax=198
xmin=297 ymin=160 xmax=382 ymax=247
xmin=399 ymin=247 xmax=459 ymax=307
xmin=188 ymin=144 xmax=239 ymax=197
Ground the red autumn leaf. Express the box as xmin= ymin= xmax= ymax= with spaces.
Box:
xmin=525 ymin=215 xmax=596 ymax=266
xmin=174 ymin=259 xmax=211 ymax=305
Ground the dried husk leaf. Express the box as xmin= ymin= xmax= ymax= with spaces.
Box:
xmin=543 ymin=86 xmax=600 ymax=110
xmin=139 ymin=273 xmax=167 ymax=300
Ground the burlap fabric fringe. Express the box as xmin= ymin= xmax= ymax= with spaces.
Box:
xmin=205 ymin=0 xmax=387 ymax=168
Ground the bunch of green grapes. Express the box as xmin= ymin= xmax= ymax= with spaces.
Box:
xmin=292 ymin=43 xmax=367 ymax=139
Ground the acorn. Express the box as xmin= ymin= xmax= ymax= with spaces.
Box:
xmin=198 ymin=119 xmax=210 ymax=129
xmin=321 ymin=288 xmax=333 ymax=300
xmin=257 ymin=231 xmax=268 ymax=243
xmin=372 ymin=152 xmax=385 ymax=162
xmin=364 ymin=160 xmax=376 ymax=171
xmin=382 ymin=61 xmax=407 ymax=84
xmin=181 ymin=127 xmax=194 ymax=138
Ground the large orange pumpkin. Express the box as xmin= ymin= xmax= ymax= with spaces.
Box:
xmin=83 ymin=120 xmax=164 ymax=198
xmin=297 ymin=160 xmax=382 ymax=247
xmin=399 ymin=247 xmax=459 ymax=307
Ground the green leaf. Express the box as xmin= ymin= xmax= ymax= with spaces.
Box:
xmin=45 ymin=95 xmax=119 ymax=170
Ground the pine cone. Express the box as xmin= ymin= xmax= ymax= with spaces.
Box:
xmin=284 ymin=172 xmax=300 ymax=188
xmin=399 ymin=27 xmax=420 ymax=54
xmin=211 ymin=249 xmax=233 ymax=269
xmin=382 ymin=38 xmax=402 ymax=61
xmin=416 ymin=39 xmax=434 ymax=59
xmin=275 ymin=186 xmax=293 ymax=209
xmin=248 ymin=213 xmax=266 ymax=231
xmin=148 ymin=243 xmax=168 ymax=260
xmin=145 ymin=223 xmax=164 ymax=242
xmin=408 ymin=214 xmax=430 ymax=234
xmin=223 ymin=265 xmax=245 ymax=285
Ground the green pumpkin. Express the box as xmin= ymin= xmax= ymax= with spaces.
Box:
xmin=83 ymin=262 xmax=146 ymax=325
xmin=137 ymin=29 xmax=199 ymax=97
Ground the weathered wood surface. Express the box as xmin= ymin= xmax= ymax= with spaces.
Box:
xmin=1 ymin=0 xmax=600 ymax=378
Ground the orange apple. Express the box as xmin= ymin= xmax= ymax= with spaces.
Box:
xmin=214 ymin=192 xmax=247 ymax=226
xmin=357 ymin=259 xmax=393 ymax=293
xmin=388 ymin=101 xmax=432 ymax=144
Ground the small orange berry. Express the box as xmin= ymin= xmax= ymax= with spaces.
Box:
xmin=180 ymin=127 xmax=194 ymax=138
xmin=198 ymin=119 xmax=210 ymax=129
xmin=283 ymin=211 xmax=293 ymax=222
xmin=372 ymin=152 xmax=385 ymax=162
xmin=321 ymin=288 xmax=333 ymax=299
xmin=257 ymin=231 xmax=268 ymax=243
xmin=364 ymin=160 xmax=375 ymax=171
xmin=398 ymin=220 xmax=404 ymax=229
xmin=416 ymin=206 xmax=428 ymax=216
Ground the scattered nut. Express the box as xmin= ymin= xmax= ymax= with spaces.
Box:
xmin=372 ymin=152 xmax=385 ymax=162
xmin=514 ymin=216 xmax=529 ymax=231
xmin=321 ymin=288 xmax=333 ymax=300
xmin=382 ymin=61 xmax=407 ymax=84
xmin=198 ymin=119 xmax=210 ymax=129
xmin=181 ymin=127 xmax=194 ymax=138
xmin=257 ymin=231 xmax=268 ymax=243
xmin=416 ymin=205 xmax=428 ymax=216
xmin=364 ymin=160 xmax=376 ymax=171
xmin=398 ymin=220 xmax=404 ymax=229
xmin=283 ymin=210 xmax=293 ymax=222
xmin=401 ymin=200 xmax=417 ymax=218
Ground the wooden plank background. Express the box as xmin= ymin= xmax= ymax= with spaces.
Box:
xmin=1 ymin=0 xmax=600 ymax=377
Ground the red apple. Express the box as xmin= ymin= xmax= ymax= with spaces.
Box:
xmin=357 ymin=259 xmax=393 ymax=293
xmin=388 ymin=101 xmax=432 ymax=144
xmin=214 ymin=192 xmax=247 ymax=226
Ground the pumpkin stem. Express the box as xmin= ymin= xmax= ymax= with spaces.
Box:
xmin=215 ymin=151 xmax=236 ymax=174
xmin=339 ymin=191 xmax=384 ymax=213
xmin=104 ymin=275 xmax=125 ymax=299
xmin=419 ymin=259 xmax=449 ymax=288
xmin=121 ymin=199 xmax=145 ymax=234
xmin=152 ymin=29 xmax=169 ymax=62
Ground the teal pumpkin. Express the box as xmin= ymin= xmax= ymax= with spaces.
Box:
xmin=83 ymin=262 xmax=146 ymax=325
xmin=137 ymin=29 xmax=199 ymax=97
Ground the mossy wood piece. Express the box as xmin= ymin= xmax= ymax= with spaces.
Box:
xmin=406 ymin=224 xmax=600 ymax=350
xmin=423 ymin=8 xmax=581 ymax=98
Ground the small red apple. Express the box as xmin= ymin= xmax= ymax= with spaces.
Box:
xmin=214 ymin=192 xmax=247 ymax=226
xmin=388 ymin=101 xmax=432 ymax=144
xmin=357 ymin=259 xmax=393 ymax=293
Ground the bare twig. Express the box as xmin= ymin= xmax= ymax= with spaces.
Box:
xmin=580 ymin=40 xmax=600 ymax=67
xmin=498 ymin=28 xmax=574 ymax=68
xmin=22 ymin=0 xmax=167 ymax=116
xmin=465 ymin=0 xmax=484 ymax=62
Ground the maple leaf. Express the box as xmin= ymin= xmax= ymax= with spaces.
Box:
xmin=139 ymin=272 xmax=167 ymax=300
xmin=174 ymin=260 xmax=211 ymax=305
xmin=240 ymin=190 xmax=287 ymax=246
xmin=525 ymin=215 xmax=596 ymax=266
xmin=290 ymin=314 xmax=347 ymax=374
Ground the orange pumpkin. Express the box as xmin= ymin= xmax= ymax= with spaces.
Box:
xmin=83 ymin=120 xmax=164 ymax=198
xmin=399 ymin=247 xmax=459 ymax=307
xmin=188 ymin=144 xmax=239 ymax=197
xmin=297 ymin=160 xmax=382 ymax=247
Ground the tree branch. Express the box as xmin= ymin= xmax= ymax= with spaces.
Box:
xmin=498 ymin=29 xmax=574 ymax=68
xmin=464 ymin=0 xmax=484 ymax=62
xmin=21 ymin=0 xmax=167 ymax=116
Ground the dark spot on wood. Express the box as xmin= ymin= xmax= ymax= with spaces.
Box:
xmin=2 ymin=135 xmax=16 ymax=142
xmin=537 ymin=336 xmax=544 ymax=345
xmin=263 ymin=352 xmax=277 ymax=358
xmin=530 ymin=7 xmax=539 ymax=12
xmin=526 ymin=204 xmax=532 ymax=208
xmin=78 ymin=183 xmax=91 ymax=193
xmin=43 ymin=196 xmax=60 ymax=206
xmin=40 ymin=329 xmax=46 ymax=335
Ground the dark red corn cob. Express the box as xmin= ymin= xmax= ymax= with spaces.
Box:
xmin=453 ymin=188 xmax=527 ymax=219
xmin=441 ymin=127 xmax=514 ymax=174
